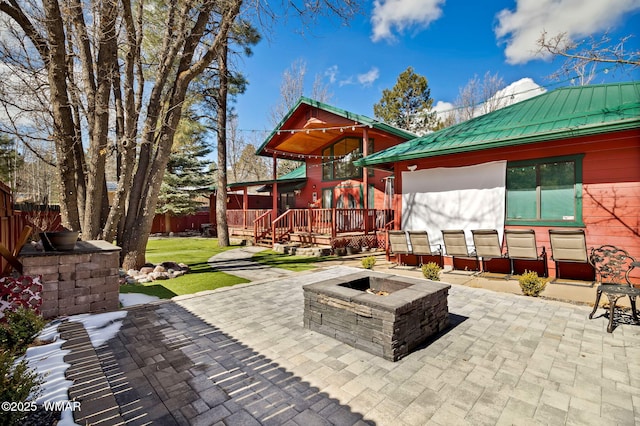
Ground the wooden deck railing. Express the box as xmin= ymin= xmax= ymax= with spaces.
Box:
xmin=253 ymin=210 xmax=272 ymax=242
xmin=229 ymin=207 xmax=394 ymax=246
xmin=227 ymin=209 xmax=269 ymax=228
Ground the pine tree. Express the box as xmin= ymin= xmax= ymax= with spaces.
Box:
xmin=373 ymin=67 xmax=438 ymax=135
xmin=156 ymin=121 xmax=214 ymax=217
xmin=0 ymin=135 xmax=22 ymax=188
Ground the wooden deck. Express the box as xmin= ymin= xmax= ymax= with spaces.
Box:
xmin=227 ymin=208 xmax=393 ymax=249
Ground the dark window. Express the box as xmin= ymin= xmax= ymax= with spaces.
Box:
xmin=322 ymin=137 xmax=363 ymax=181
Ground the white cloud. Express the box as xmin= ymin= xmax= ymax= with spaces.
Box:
xmin=371 ymin=0 xmax=446 ymax=42
xmin=339 ymin=76 xmax=354 ymax=87
xmin=357 ymin=67 xmax=380 ymax=86
xmin=325 ymin=65 xmax=339 ymax=84
xmin=495 ymin=0 xmax=640 ymax=64
xmin=338 ymin=67 xmax=380 ymax=87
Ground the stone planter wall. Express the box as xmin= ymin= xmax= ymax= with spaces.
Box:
xmin=19 ymin=240 xmax=121 ymax=318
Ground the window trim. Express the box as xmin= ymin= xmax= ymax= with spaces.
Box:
xmin=505 ymin=154 xmax=584 ymax=227
xmin=321 ymin=137 xmax=365 ymax=182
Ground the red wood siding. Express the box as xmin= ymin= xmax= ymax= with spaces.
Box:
xmin=394 ymin=129 xmax=640 ymax=281
xmin=294 ymin=130 xmax=402 ymax=209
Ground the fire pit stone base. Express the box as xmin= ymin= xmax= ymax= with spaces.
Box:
xmin=303 ymin=270 xmax=450 ymax=361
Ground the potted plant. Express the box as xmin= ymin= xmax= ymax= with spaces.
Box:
xmin=332 ymin=238 xmax=348 ymax=256
xmin=346 ymin=238 xmax=361 ymax=255
xmin=25 ymin=205 xmax=80 ymax=251
xmin=39 ymin=228 xmax=79 ymax=251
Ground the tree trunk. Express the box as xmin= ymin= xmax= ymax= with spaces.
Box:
xmin=216 ymin=40 xmax=230 ymax=247
xmin=42 ymin=0 xmax=82 ymax=231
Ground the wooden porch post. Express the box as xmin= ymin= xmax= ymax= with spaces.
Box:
xmin=362 ymin=127 xmax=370 ymax=234
xmin=242 ymin=187 xmax=248 ymax=228
xmin=272 ymin=155 xmax=278 ymax=219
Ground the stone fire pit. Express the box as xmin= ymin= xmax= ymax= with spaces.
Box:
xmin=303 ymin=270 xmax=451 ymax=361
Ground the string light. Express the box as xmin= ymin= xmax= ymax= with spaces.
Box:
xmin=263 ymin=147 xmax=365 ymax=161
xmin=268 ymin=122 xmax=369 ymax=135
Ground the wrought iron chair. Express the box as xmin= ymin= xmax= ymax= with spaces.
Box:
xmin=588 ymin=245 xmax=640 ymax=333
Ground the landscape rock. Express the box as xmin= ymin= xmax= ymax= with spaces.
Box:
xmin=120 ymin=260 xmax=189 ymax=285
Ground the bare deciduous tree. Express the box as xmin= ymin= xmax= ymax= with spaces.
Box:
xmin=269 ymin=58 xmax=333 ymax=176
xmin=0 ymin=0 xmax=360 ymax=268
xmin=443 ymin=71 xmax=506 ymax=126
xmin=537 ymin=31 xmax=639 ymax=85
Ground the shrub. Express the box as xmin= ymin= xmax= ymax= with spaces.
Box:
xmin=518 ymin=271 xmax=547 ymax=297
xmin=421 ymin=262 xmax=441 ymax=281
xmin=361 ymin=256 xmax=376 ymax=269
xmin=0 ymin=349 xmax=42 ymax=425
xmin=0 ymin=307 xmax=46 ymax=355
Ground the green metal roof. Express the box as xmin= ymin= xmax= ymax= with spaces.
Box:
xmin=278 ymin=164 xmax=306 ymax=180
xmin=227 ymin=164 xmax=307 ymax=190
xmin=355 ymin=81 xmax=640 ymax=167
xmin=257 ymin=97 xmax=416 ymax=155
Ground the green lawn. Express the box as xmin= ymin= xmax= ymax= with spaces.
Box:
xmin=119 ymin=238 xmax=250 ymax=298
xmin=251 ymin=250 xmax=334 ymax=272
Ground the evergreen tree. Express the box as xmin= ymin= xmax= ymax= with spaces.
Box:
xmin=373 ymin=67 xmax=438 ymax=135
xmin=0 ymin=134 xmax=22 ymax=188
xmin=156 ymin=116 xmax=213 ymax=217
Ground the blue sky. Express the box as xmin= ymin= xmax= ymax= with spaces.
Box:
xmin=232 ymin=0 xmax=640 ymax=138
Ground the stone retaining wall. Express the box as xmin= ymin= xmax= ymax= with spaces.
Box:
xmin=19 ymin=240 xmax=121 ymax=318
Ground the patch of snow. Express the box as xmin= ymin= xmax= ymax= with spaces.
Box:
xmin=119 ymin=292 xmax=160 ymax=307
xmin=67 ymin=311 xmax=127 ymax=348
xmin=20 ymin=311 xmax=128 ymax=426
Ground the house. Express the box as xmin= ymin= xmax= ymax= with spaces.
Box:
xmin=224 ymin=97 xmax=415 ymax=247
xmin=354 ymin=81 xmax=640 ymax=278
